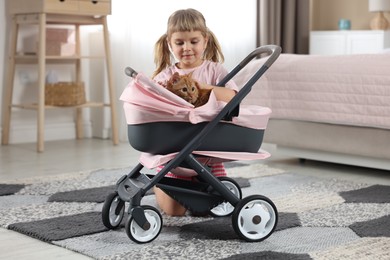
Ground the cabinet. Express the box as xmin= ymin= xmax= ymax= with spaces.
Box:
xmin=309 ymin=30 xmax=390 ymax=55
xmin=2 ymin=0 xmax=118 ymax=152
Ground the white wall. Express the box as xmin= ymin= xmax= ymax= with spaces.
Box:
xmin=0 ymin=0 xmax=257 ymax=144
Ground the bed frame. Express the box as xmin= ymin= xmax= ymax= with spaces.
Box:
xmin=263 ymin=119 xmax=390 ymax=171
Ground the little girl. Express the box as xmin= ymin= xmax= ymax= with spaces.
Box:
xmin=152 ymin=8 xmax=238 ymax=216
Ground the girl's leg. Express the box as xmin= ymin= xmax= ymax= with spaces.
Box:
xmin=153 ymin=162 xmax=226 ymax=216
xmin=154 ymin=187 xmax=187 ymax=216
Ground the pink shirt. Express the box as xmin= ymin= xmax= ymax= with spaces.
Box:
xmin=153 ymin=60 xmax=239 ymax=92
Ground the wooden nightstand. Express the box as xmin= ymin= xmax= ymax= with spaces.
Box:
xmin=309 ymin=30 xmax=390 ymax=55
xmin=2 ymin=0 xmax=119 ymax=152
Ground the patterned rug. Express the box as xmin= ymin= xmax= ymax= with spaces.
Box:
xmin=0 ymin=162 xmax=389 ymax=260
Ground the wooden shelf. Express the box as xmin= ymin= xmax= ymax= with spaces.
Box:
xmin=11 ymin=102 xmax=109 ymax=110
xmin=2 ymin=0 xmax=118 ymax=152
xmin=15 ymin=55 xmax=106 ymax=64
xmin=16 ymin=54 xmax=106 ymax=59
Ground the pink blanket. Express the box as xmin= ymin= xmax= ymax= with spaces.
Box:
xmin=236 ymin=53 xmax=390 ymax=130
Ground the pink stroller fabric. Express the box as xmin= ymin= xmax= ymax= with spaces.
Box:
xmin=120 ymin=73 xmax=271 ymax=130
xmin=120 ymin=73 xmax=272 ymax=169
xmin=140 ymin=151 xmax=270 ymax=170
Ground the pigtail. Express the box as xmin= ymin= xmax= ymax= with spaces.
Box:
xmin=204 ymin=29 xmax=224 ymax=63
xmin=153 ymin=34 xmax=172 ymax=78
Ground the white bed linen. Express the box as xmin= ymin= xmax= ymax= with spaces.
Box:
xmin=234 ymin=53 xmax=390 ymax=130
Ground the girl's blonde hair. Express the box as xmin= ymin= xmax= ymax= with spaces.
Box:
xmin=153 ymin=8 xmax=224 ymax=77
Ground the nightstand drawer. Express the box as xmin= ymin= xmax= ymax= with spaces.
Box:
xmin=7 ymin=0 xmax=111 ymax=15
xmin=310 ymin=30 xmax=390 ymax=55
xmin=78 ymin=0 xmax=111 ymax=15
xmin=45 ymin=0 xmax=79 ymax=14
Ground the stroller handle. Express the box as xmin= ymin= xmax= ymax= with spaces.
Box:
xmin=241 ymin=45 xmax=281 ymax=70
xmin=217 ymin=45 xmax=281 ymax=87
xmin=125 ymin=67 xmax=138 ymax=78
xmin=243 ymin=45 xmax=281 ymax=68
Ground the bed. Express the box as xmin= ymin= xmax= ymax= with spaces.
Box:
xmin=234 ymin=52 xmax=390 ymax=170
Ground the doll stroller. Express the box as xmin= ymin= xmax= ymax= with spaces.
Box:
xmin=102 ymin=45 xmax=281 ymax=243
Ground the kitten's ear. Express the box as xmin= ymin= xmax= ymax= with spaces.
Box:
xmin=194 ymin=81 xmax=201 ymax=89
xmin=187 ymin=71 xmax=194 ymax=78
xmin=172 ymin=72 xmax=180 ymax=84
xmin=167 ymin=72 xmax=179 ymax=87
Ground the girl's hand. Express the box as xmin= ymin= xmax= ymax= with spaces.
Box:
xmin=199 ymin=82 xmax=236 ymax=103
xmin=157 ymin=81 xmax=167 ymax=88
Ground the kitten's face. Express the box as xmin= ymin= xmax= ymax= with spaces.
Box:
xmin=166 ymin=73 xmax=199 ymax=104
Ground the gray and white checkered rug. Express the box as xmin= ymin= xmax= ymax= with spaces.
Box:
xmin=1 ymin=162 xmax=389 ymax=259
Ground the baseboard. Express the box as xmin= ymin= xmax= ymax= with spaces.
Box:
xmin=3 ymin=121 xmax=94 ymax=144
xmin=276 ymin=145 xmax=390 ymax=171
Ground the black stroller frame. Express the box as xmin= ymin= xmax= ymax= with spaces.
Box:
xmin=102 ymin=45 xmax=282 ymax=243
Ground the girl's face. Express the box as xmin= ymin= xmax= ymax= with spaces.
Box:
xmin=169 ymin=30 xmax=208 ymax=69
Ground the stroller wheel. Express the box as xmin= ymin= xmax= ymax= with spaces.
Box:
xmin=126 ymin=205 xmax=163 ymax=243
xmin=232 ymin=195 xmax=278 ymax=242
xmin=209 ymin=177 xmax=242 ymax=217
xmin=102 ymin=192 xmax=125 ymax=229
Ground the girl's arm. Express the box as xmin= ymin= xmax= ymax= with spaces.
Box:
xmin=199 ymin=83 xmax=236 ymax=103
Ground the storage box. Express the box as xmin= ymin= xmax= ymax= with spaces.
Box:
xmin=22 ymin=28 xmax=76 ymax=56
xmin=46 ymin=41 xmax=76 ymax=56
xmin=45 ymin=82 xmax=86 ymax=106
xmin=46 ymin=28 xmax=74 ymax=42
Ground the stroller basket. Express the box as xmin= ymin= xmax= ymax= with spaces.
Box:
xmin=128 ymin=122 xmax=264 ymax=154
xmin=102 ymin=45 xmax=282 ymax=244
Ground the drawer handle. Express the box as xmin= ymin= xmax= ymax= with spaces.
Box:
xmin=92 ymin=0 xmax=98 ymax=4
xmin=59 ymin=0 xmax=65 ymax=2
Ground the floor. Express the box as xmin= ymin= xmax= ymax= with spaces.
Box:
xmin=0 ymin=139 xmax=389 ymax=260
